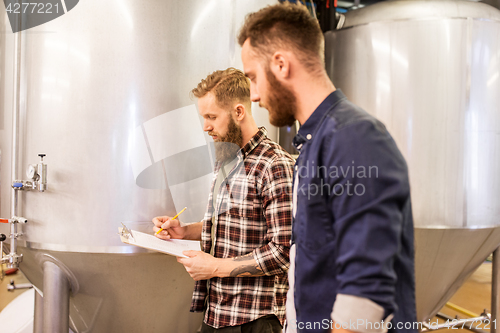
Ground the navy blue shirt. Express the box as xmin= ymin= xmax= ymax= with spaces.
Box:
xmin=292 ymin=90 xmax=417 ymax=332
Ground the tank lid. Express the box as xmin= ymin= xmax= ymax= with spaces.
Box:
xmin=339 ymin=0 xmax=500 ymax=29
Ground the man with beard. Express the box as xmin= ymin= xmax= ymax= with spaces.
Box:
xmin=238 ymin=4 xmax=417 ymax=333
xmin=152 ymin=68 xmax=294 ymax=333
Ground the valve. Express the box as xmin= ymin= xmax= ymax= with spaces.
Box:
xmin=13 ymin=154 xmax=48 ymax=192
xmin=0 ymin=217 xmax=27 ymax=268
xmin=7 ymin=279 xmax=33 ymax=291
xmin=0 ymin=217 xmax=27 ymax=224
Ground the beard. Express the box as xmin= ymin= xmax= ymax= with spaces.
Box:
xmin=210 ymin=116 xmax=243 ymax=162
xmin=261 ymin=68 xmax=297 ymax=127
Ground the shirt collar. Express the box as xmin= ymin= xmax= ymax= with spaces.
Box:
xmin=241 ymin=126 xmax=267 ymax=157
xmin=293 ymin=89 xmax=346 ymax=151
xmin=213 ymin=127 xmax=267 ymax=170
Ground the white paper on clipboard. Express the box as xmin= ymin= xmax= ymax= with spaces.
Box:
xmin=119 ymin=227 xmax=201 ymax=258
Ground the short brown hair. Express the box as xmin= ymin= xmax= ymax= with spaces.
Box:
xmin=238 ymin=3 xmax=324 ymax=70
xmin=191 ymin=67 xmax=250 ymax=110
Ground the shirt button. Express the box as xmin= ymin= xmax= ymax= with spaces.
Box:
xmin=306 ymin=134 xmax=312 ymax=140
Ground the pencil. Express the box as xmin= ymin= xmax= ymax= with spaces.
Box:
xmin=155 ymin=207 xmax=187 ymax=235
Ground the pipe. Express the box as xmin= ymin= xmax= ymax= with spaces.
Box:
xmin=7 ymin=280 xmax=33 ymax=291
xmin=10 ymin=7 xmax=22 ymax=259
xmin=34 ymin=289 xmax=44 ymax=333
xmin=42 ymin=261 xmax=70 ymax=333
xmin=492 ymin=247 xmax=500 ymax=333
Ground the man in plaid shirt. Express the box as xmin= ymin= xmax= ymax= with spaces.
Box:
xmin=153 ymin=68 xmax=294 ymax=332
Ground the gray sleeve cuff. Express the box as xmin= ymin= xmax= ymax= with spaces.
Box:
xmin=331 ymin=294 xmax=393 ymax=333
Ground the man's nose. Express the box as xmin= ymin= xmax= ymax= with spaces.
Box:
xmin=250 ymin=85 xmax=260 ymax=103
xmin=203 ymin=120 xmax=212 ymax=132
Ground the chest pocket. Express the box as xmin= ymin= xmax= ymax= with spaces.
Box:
xmin=224 ymin=164 xmax=252 ymax=215
xmin=294 ymin=173 xmax=336 ymax=252
xmin=224 ymin=166 xmax=265 ymax=254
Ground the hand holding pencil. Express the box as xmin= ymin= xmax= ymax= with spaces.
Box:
xmin=152 ymin=207 xmax=187 ymax=240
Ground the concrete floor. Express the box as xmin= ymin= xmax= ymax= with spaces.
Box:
xmin=0 ymin=262 xmax=495 ymax=332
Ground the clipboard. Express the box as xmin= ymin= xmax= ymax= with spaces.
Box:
xmin=118 ymin=223 xmax=201 ymax=258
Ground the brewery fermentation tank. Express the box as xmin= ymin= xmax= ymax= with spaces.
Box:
xmin=325 ymin=0 xmax=500 ymax=322
xmin=0 ymin=1 xmax=277 ymax=332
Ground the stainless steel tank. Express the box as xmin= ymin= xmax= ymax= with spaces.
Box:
xmin=0 ymin=1 xmax=277 ymax=332
xmin=325 ymin=0 xmax=500 ymax=322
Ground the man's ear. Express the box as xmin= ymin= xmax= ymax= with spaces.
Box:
xmin=270 ymin=51 xmax=291 ymax=79
xmin=234 ymin=104 xmax=246 ymax=122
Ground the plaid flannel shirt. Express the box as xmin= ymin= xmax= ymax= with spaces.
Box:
xmin=190 ymin=127 xmax=294 ymax=329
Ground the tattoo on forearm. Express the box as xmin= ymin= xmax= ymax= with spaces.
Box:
xmin=230 ymin=264 xmax=265 ymax=277
xmin=230 ymin=253 xmax=265 ymax=277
